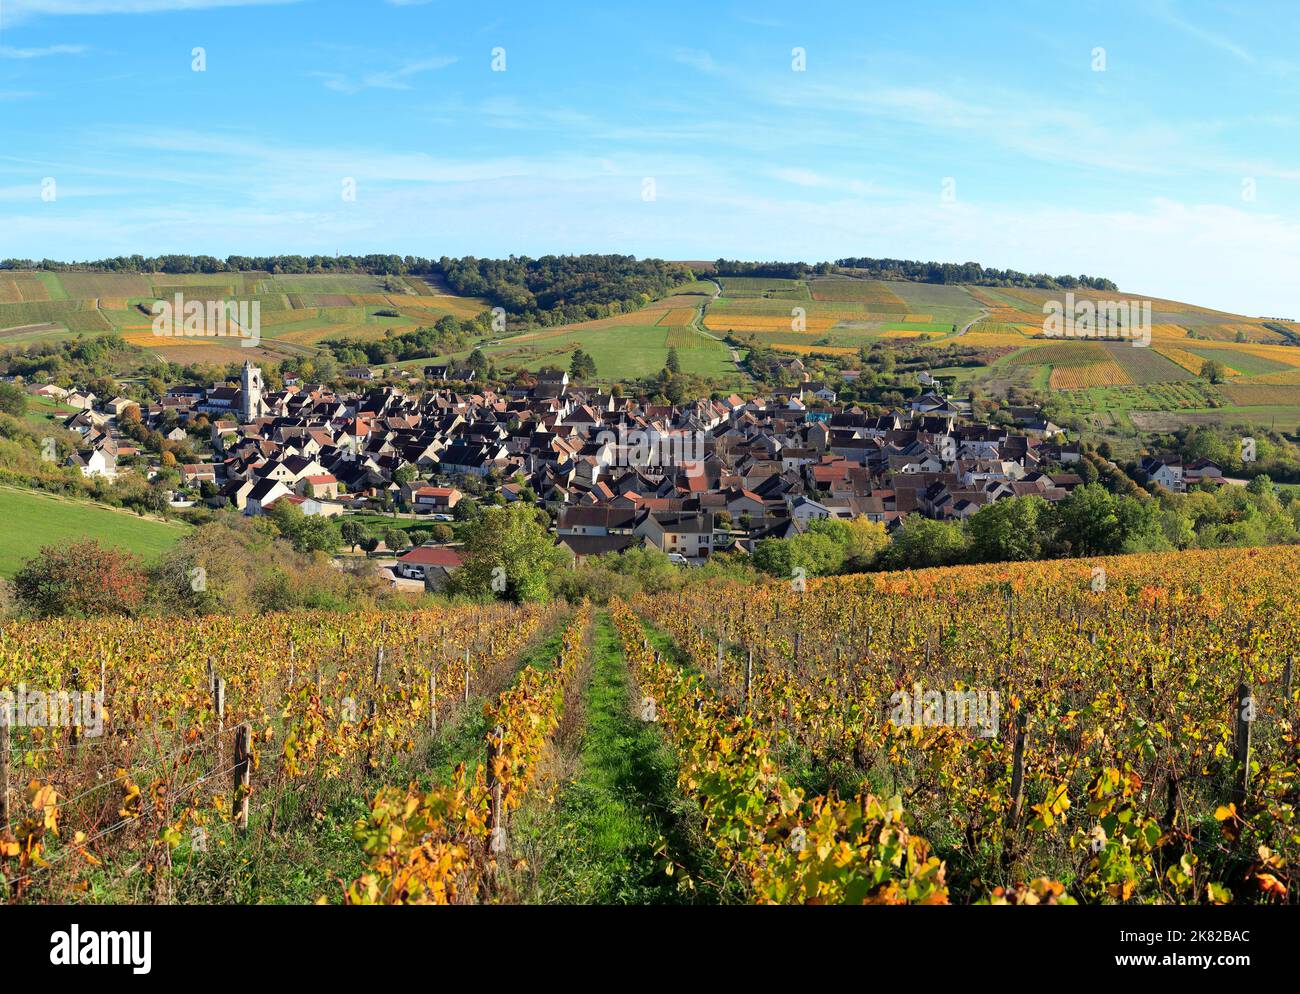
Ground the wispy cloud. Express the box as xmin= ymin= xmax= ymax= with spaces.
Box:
xmin=733 ymin=11 xmax=784 ymax=29
xmin=1148 ymin=0 xmax=1254 ymax=64
xmin=769 ymin=167 xmax=876 ymax=195
xmin=671 ymin=48 xmax=719 ymax=74
xmin=0 ymin=0 xmax=303 ymax=25
xmin=312 ymin=55 xmax=457 ymax=94
xmin=0 ymin=44 xmax=90 ymax=58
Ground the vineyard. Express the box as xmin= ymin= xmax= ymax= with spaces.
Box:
xmin=625 ymin=546 xmax=1299 ymax=904
xmin=2 ymin=545 xmax=1298 ymax=905
xmin=0 ymin=602 xmax=567 ymax=902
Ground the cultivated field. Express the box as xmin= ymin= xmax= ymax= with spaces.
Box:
xmin=0 ymin=271 xmax=489 ymax=366
xmin=6 ymin=545 xmax=1296 ymax=905
xmin=484 ymin=293 xmax=739 ymax=383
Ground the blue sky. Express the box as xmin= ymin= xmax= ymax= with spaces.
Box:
xmin=2 ymin=0 xmax=1299 ymax=316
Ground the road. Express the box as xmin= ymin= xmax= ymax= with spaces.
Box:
xmin=950 ymin=308 xmax=990 ymax=337
xmin=691 ymin=277 xmax=745 ymax=373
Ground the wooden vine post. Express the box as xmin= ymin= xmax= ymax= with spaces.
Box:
xmin=69 ymin=666 xmax=81 ymax=755
xmin=744 ymin=649 xmax=754 ymax=709
xmin=486 ymin=724 xmax=505 ymax=857
xmin=364 ymin=646 xmax=384 ymax=773
xmin=429 ymin=669 xmax=438 ymax=734
xmin=1003 ymin=708 xmax=1028 ymax=870
xmin=0 ymin=704 xmax=10 ymax=829
xmin=212 ymin=674 xmax=226 ymax=772
xmin=232 ymin=723 xmax=252 ymax=831
xmin=1232 ymin=681 xmax=1253 ymax=807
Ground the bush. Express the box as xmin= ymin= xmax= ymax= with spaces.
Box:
xmin=13 ymin=540 xmax=147 ymax=618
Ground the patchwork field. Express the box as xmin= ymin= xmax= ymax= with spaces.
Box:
xmin=692 ymin=275 xmax=1300 ymax=449
xmin=6 ymin=265 xmax=1299 ymax=440
xmin=0 ymin=270 xmax=489 ymax=365
xmin=485 ymin=323 xmax=735 ymax=381
xmin=699 ymin=277 xmax=992 ymax=354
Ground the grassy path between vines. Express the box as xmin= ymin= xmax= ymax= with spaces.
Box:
xmin=172 ymin=615 xmax=573 ymax=905
xmin=512 ymin=610 xmax=734 ymax=904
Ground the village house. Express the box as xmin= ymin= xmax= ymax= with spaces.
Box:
xmin=410 ymin=485 xmax=463 ymax=513
xmin=395 ymin=545 xmax=463 ymax=589
xmin=1140 ymin=455 xmax=1185 ymax=493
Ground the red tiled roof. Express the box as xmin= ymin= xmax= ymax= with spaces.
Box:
xmin=397 ymin=546 xmax=463 ymax=567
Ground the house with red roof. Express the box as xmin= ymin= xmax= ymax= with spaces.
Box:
xmin=395 ymin=545 xmax=464 ymax=589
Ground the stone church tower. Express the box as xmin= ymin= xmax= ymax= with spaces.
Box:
xmin=240 ymin=361 xmax=264 ymax=422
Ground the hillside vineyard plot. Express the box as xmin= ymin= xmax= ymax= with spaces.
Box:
xmin=0 ymin=602 xmax=565 ymax=902
xmin=2 ymin=547 xmax=1298 ymax=905
xmin=628 ymin=546 xmax=1299 ymax=905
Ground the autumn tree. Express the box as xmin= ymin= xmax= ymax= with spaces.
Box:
xmin=13 ymin=540 xmax=146 ymax=617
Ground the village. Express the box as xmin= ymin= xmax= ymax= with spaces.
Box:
xmin=31 ymin=359 xmax=1228 ymax=591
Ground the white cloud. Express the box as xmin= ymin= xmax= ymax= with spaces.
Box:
xmin=0 ymin=0 xmax=303 ymax=24
xmin=769 ymin=168 xmax=877 ymax=195
xmin=671 ymin=48 xmax=719 ymax=74
xmin=312 ymin=55 xmax=457 ymax=94
xmin=1148 ymin=0 xmax=1255 ymax=64
xmin=0 ymin=44 xmax=90 ymax=57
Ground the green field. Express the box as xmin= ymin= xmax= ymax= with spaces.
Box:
xmin=22 ymin=392 xmax=78 ymax=429
xmin=0 ymin=486 xmax=190 ymax=577
xmin=485 ymin=322 xmax=737 ymax=382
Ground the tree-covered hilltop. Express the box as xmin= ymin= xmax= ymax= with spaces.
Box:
xmin=439 ymin=254 xmax=696 ymax=325
xmin=712 ymin=257 xmax=1117 ymax=291
xmin=1 ymin=254 xmax=434 ymax=275
xmin=833 ymin=257 xmax=1117 ymax=290
xmin=1 ymin=253 xmax=700 ymax=326
xmin=710 ymin=259 xmax=836 ymax=279
xmin=2 ymin=251 xmax=1116 ymax=297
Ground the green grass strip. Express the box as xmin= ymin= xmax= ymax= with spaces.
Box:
xmin=520 ymin=611 xmax=733 ymax=904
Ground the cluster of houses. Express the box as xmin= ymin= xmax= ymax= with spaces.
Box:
xmin=39 ymin=361 xmax=1231 ymax=585
xmin=39 ymin=385 xmax=158 ymax=481
xmin=1137 ymin=454 xmax=1226 ymax=493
